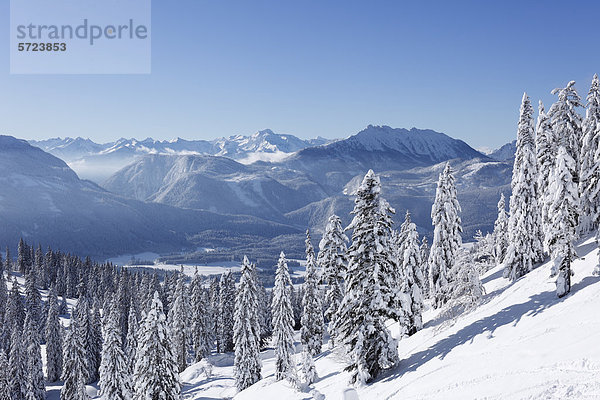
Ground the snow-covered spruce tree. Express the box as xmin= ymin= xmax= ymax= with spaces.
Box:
xmin=218 ymin=272 xmax=235 ymax=353
xmin=208 ymin=277 xmax=220 ymax=352
xmin=99 ymin=303 xmax=133 ymax=400
xmin=301 ymin=230 xmax=324 ymax=356
xmin=134 ymin=292 xmax=180 ymax=400
xmin=168 ymin=272 xmax=189 ymax=372
xmin=6 ymin=277 xmax=25 ymax=347
xmin=125 ymin=306 xmax=138 ymax=376
xmin=300 ymin=347 xmax=317 ymax=385
xmin=233 ymin=256 xmax=262 ymax=392
xmin=46 ymin=285 xmax=63 ymax=382
xmin=77 ymin=297 xmax=102 ymax=384
xmin=428 ymin=162 xmax=463 ymax=308
xmin=317 ymin=214 xmax=348 ymax=347
xmin=580 ymin=74 xmax=600 ymax=234
xmin=9 ymin=331 xmax=27 ymax=400
xmin=402 ymin=216 xmax=425 ymax=335
xmin=335 ymin=170 xmax=401 ymax=385
xmin=25 ymin=270 xmax=42 ymax=333
xmin=504 ymin=93 xmax=545 ymax=281
xmin=0 ymin=350 xmax=10 ymax=400
xmin=61 ymin=308 xmax=89 ymax=400
xmin=258 ymin=283 xmax=273 ymax=348
xmin=446 ymin=249 xmax=485 ymax=313
xmin=25 ymin=313 xmax=45 ymax=400
xmin=548 ymin=145 xmax=579 ymax=297
xmin=549 ymin=81 xmax=584 ymax=183
xmin=190 ymin=270 xmax=210 ymax=362
xmin=0 ymin=270 xmax=7 ymax=333
xmin=419 ymin=237 xmax=430 ymax=298
xmin=492 ymin=193 xmax=509 ymax=264
xmin=271 ymin=252 xmax=298 ymax=384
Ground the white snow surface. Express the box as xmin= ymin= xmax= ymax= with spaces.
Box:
xmin=181 ymin=235 xmax=600 ymax=400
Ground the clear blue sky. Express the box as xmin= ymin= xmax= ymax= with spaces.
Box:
xmin=1 ymin=0 xmax=599 ymax=149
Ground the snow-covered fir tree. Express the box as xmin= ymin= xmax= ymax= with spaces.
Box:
xmin=335 ymin=170 xmax=401 ymax=385
xmin=428 ymin=162 xmax=463 ymax=308
xmin=0 ymin=350 xmax=10 ymax=400
xmin=580 ymin=74 xmax=600 ymax=234
xmin=6 ymin=277 xmax=25 ymax=349
xmin=99 ymin=303 xmax=133 ymax=400
xmin=233 ymin=256 xmax=262 ymax=392
xmin=549 ymin=81 xmax=584 ymax=184
xmin=168 ymin=272 xmax=189 ymax=372
xmin=9 ymin=329 xmax=27 ymax=400
xmin=134 ymin=292 xmax=180 ymax=400
xmin=492 ymin=193 xmax=509 ymax=264
xmin=548 ymin=145 xmax=579 ymax=297
xmin=46 ymin=285 xmax=63 ymax=382
xmin=61 ymin=307 xmax=89 ymax=400
xmin=190 ymin=269 xmax=211 ymax=362
xmin=301 ymin=347 xmax=317 ymax=385
xmin=124 ymin=306 xmax=138 ymax=377
xmin=258 ymin=283 xmax=273 ymax=349
xmin=24 ymin=314 xmax=45 ymax=400
xmin=271 ymin=252 xmax=298 ymax=384
xmin=446 ymin=249 xmax=485 ymax=313
xmin=208 ymin=277 xmax=220 ymax=352
xmin=218 ymin=272 xmax=235 ymax=353
xmin=504 ymin=93 xmax=545 ymax=281
xmin=301 ymin=230 xmax=324 ymax=356
xmin=401 ymin=213 xmax=425 ymax=335
xmin=419 ymin=237 xmax=430 ymax=298
xmin=317 ymin=214 xmax=348 ymax=347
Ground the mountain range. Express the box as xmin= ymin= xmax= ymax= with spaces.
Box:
xmin=30 ymin=130 xmax=330 ymax=182
xmin=19 ymin=126 xmax=514 ymax=263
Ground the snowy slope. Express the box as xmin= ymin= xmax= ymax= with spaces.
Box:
xmin=181 ymin=235 xmax=600 ymax=400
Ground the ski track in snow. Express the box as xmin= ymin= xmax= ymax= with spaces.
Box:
xmin=179 ymin=235 xmax=600 ymax=400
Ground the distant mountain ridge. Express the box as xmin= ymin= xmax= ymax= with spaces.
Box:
xmin=30 ymin=130 xmax=331 ymax=182
xmin=103 ymin=126 xmax=510 ymax=242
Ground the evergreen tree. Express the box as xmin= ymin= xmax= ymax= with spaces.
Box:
xmin=317 ymin=214 xmax=348 ymax=347
xmin=447 ymin=249 xmax=485 ymax=312
xmin=335 ymin=170 xmax=400 ymax=385
xmin=428 ymin=163 xmax=463 ymax=307
xmin=549 ymin=81 xmax=584 ymax=184
xmin=300 ymin=348 xmax=317 ymax=385
xmin=190 ymin=270 xmax=210 ymax=362
xmin=301 ymin=230 xmax=324 ymax=356
xmin=419 ymin=237 xmax=430 ymax=298
xmin=580 ymin=74 xmax=600 ymax=234
xmin=401 ymin=215 xmax=425 ymax=335
xmin=504 ymin=93 xmax=545 ymax=281
xmin=233 ymin=256 xmax=262 ymax=391
xmin=9 ymin=330 xmax=27 ymax=400
xmin=492 ymin=193 xmax=509 ymax=263
xmin=0 ymin=350 xmax=10 ymax=400
xmin=271 ymin=252 xmax=297 ymax=383
xmin=133 ymin=292 xmax=180 ymax=400
xmin=124 ymin=306 xmax=138 ymax=377
xmin=218 ymin=272 xmax=235 ymax=353
xmin=548 ymin=145 xmax=578 ymax=297
xmin=46 ymin=286 xmax=63 ymax=382
xmin=99 ymin=304 xmax=133 ymax=400
xmin=168 ymin=272 xmax=189 ymax=372
xmin=60 ymin=308 xmax=89 ymax=400
xmin=6 ymin=277 xmax=25 ymax=344
xmin=24 ymin=271 xmax=42 ymax=338
xmin=208 ymin=277 xmax=220 ymax=352
xmin=0 ymin=270 xmax=7 ymax=331
xmin=257 ymin=283 xmax=273 ymax=349
xmin=24 ymin=313 xmax=45 ymax=400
